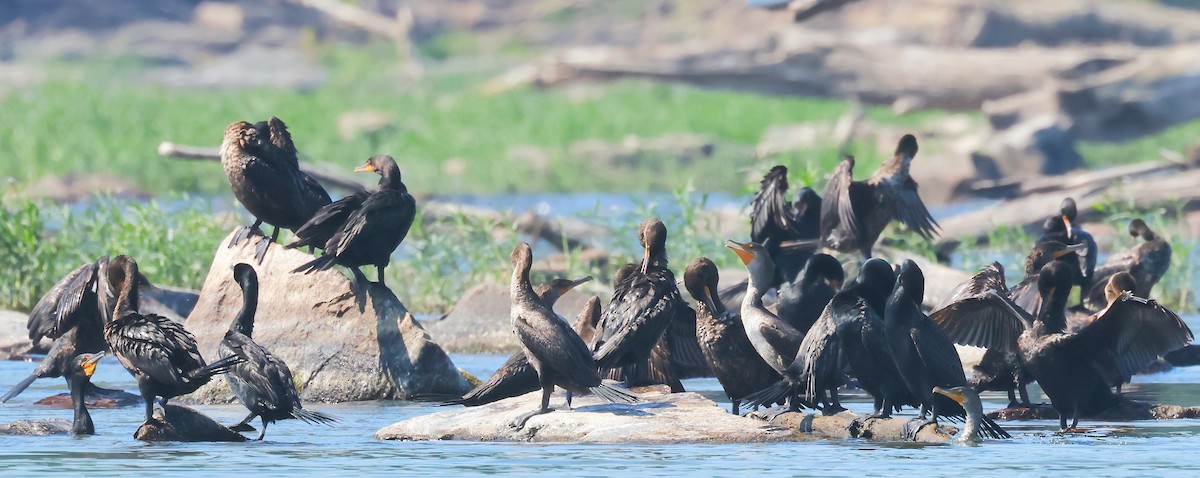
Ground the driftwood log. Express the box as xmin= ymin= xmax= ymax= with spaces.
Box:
xmin=752 ymin=409 xmax=955 ymax=443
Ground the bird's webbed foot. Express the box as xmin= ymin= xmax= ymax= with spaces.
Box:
xmin=509 ymin=408 xmax=554 ymax=430
xmin=902 ymin=417 xmax=936 ymax=441
xmin=229 ymin=224 xmax=266 ymax=249
xmin=253 ymin=234 xmax=273 ymax=264
xmin=820 ymin=403 xmax=847 ymax=416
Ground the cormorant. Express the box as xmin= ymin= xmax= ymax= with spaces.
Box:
xmin=220 ymin=120 xmax=331 ymax=263
xmin=1086 ymin=219 xmax=1171 ymax=309
xmin=1007 ymin=241 xmax=1088 ymax=315
xmin=65 ymin=352 xmax=105 ymax=436
xmin=933 ymin=386 xmax=992 ymax=443
xmin=883 ymin=260 xmax=1010 ymax=439
xmin=934 ymin=261 xmax=1191 ymax=431
xmin=103 ymin=256 xmax=244 ymax=426
xmin=507 ymin=243 xmax=638 ymax=429
xmin=751 ymin=166 xmax=822 ymax=284
xmin=445 ymin=276 xmax=594 ymax=407
xmin=816 ymin=134 xmax=938 ymax=258
xmin=773 ymin=253 xmax=844 ymax=334
xmin=256 ymin=117 xmax=333 ymax=217
xmin=1037 ymin=198 xmax=1097 ymax=308
xmin=220 ymin=263 xmax=336 ymax=440
xmin=291 ymin=155 xmax=416 ymax=290
xmin=684 ymin=257 xmax=779 ymax=415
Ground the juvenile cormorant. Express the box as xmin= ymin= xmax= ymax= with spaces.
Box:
xmin=1086 ymin=219 xmax=1171 ymax=309
xmin=103 ymin=256 xmax=244 ymax=426
xmin=256 ymin=117 xmax=333 ymax=216
xmin=1037 ymin=198 xmax=1097 ymax=308
xmin=1008 ymin=241 xmax=1087 ymax=315
xmin=291 ymin=155 xmax=416 ymax=290
xmin=684 ymin=257 xmax=779 ymax=415
xmin=933 ymin=386 xmax=992 ymax=443
xmin=66 ymin=352 xmax=105 ymax=436
xmin=220 ymin=263 xmax=336 ymax=440
xmin=752 ymin=166 xmax=822 ymax=284
xmin=817 ymin=135 xmax=939 ymax=258
xmin=934 ymin=261 xmax=1191 ymax=431
xmin=773 ymin=253 xmax=844 ymax=334
xmin=507 ymin=243 xmax=638 ymax=429
xmin=884 ymin=260 xmax=1009 ymax=439
xmin=220 ymin=120 xmax=331 ymax=263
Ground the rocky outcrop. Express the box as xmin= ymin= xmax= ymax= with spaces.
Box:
xmin=0 ymin=310 xmax=32 ymax=360
xmin=988 ymin=399 xmax=1200 ymax=421
xmin=423 ymin=283 xmax=595 ymax=353
xmin=0 ymin=419 xmax=72 ymax=436
xmin=180 ymin=230 xmax=470 ymax=403
xmin=752 ymin=410 xmax=955 ymax=443
xmin=134 ymin=404 xmax=246 ymax=442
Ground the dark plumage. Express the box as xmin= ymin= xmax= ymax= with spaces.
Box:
xmin=817 ymin=135 xmax=938 ymax=258
xmin=103 ymin=256 xmax=244 ymax=425
xmin=65 ymin=352 xmax=104 ymax=436
xmin=220 ymin=119 xmax=332 ymax=263
xmin=883 ymin=260 xmax=1009 ymax=439
xmin=507 ymin=243 xmax=638 ymax=429
xmin=291 ymin=155 xmax=416 ymax=289
xmin=684 ymin=258 xmax=779 ymax=415
xmin=934 ymin=261 xmax=1191 ymax=430
xmin=445 ymin=277 xmax=594 ymax=407
xmin=751 ymin=166 xmax=822 ymax=284
xmin=220 ymin=264 xmax=336 ymax=440
xmin=774 ymin=253 xmax=844 ymax=334
xmin=1008 ymin=240 xmax=1088 ymax=315
xmin=1085 ymin=219 xmax=1171 ymax=309
xmin=1037 ymin=198 xmax=1097 ymax=308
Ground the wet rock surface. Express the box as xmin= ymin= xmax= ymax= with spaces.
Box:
xmin=33 ymin=388 xmax=143 ymax=409
xmin=134 ymin=404 xmax=246 ymax=442
xmin=0 ymin=419 xmax=72 ymax=436
xmin=988 ymin=399 xmax=1200 ymax=421
xmin=181 ymin=230 xmax=471 ymax=403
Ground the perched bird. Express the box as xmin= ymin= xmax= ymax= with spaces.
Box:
xmin=934 ymin=261 xmax=1191 ymax=431
xmin=291 ymin=155 xmax=416 ymax=290
xmin=592 ymin=219 xmax=682 ymax=379
xmin=1037 ymin=198 xmax=1097 ymax=308
xmin=4 ymin=258 xmax=117 ymax=403
xmin=255 ymin=117 xmax=333 ymax=216
xmin=507 ymin=243 xmax=638 ymax=429
xmin=220 ymin=263 xmax=336 ymax=440
xmin=220 ymin=120 xmax=331 ymax=263
xmin=1085 ymin=219 xmax=1171 ymax=309
xmin=816 ymin=134 xmax=938 ymax=258
xmin=933 ymin=386 xmax=993 ymax=443
xmin=684 ymin=257 xmax=779 ymax=415
xmin=65 ymin=352 xmax=105 ymax=436
xmin=773 ymin=253 xmax=844 ymax=334
xmin=883 ymin=260 xmax=1009 ymax=440
xmin=103 ymin=256 xmax=243 ymax=426
xmin=445 ymin=277 xmax=595 ymax=407
xmin=1007 ymin=241 xmax=1088 ymax=315
xmin=751 ymin=166 xmax=822 ymax=284
xmin=726 ymin=240 xmax=813 ymax=413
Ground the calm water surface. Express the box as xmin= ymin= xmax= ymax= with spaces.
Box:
xmin=3 ymin=330 xmax=1200 ymax=476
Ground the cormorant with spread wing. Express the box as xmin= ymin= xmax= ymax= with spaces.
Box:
xmin=752 ymin=166 xmax=822 ymax=284
xmin=1086 ymin=219 xmax=1170 ymax=309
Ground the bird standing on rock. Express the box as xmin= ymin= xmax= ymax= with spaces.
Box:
xmin=1086 ymin=219 xmax=1171 ymax=309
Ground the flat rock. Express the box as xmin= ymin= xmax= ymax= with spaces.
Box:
xmin=988 ymin=399 xmax=1200 ymax=421
xmin=376 ymin=386 xmax=796 ymax=444
xmin=181 ymin=230 xmax=470 ymax=403
xmin=0 ymin=419 xmax=72 ymax=436
xmin=424 ymin=283 xmax=595 ymax=354
xmin=0 ymin=310 xmax=32 ymax=360
xmin=134 ymin=404 xmax=246 ymax=442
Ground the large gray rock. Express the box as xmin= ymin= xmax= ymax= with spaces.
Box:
xmin=375 ymin=386 xmax=796 ymax=444
xmin=180 ymin=230 xmax=470 ymax=403
xmin=424 ymin=283 xmax=595 ymax=354
xmin=134 ymin=404 xmax=246 ymax=442
xmin=0 ymin=310 xmax=32 ymax=360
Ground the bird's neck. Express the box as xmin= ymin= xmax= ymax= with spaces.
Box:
xmin=378 ymin=165 xmax=406 ymax=192
xmin=69 ymin=377 xmax=94 ymax=435
xmin=511 ymin=262 xmax=537 ymax=305
xmin=958 ymin=405 xmax=980 ymax=443
xmin=231 ymin=277 xmax=258 ymax=337
xmin=114 ymin=279 xmax=139 ymax=318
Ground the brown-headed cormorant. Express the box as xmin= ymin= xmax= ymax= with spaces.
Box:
xmin=507 ymin=243 xmax=638 ymax=429
xmin=220 ymin=263 xmax=336 ymax=440
xmin=817 ymin=135 xmax=938 ymax=258
xmin=291 ymin=155 xmax=416 ymax=290
xmin=1086 ymin=219 xmax=1171 ymax=309
xmin=103 ymin=256 xmax=244 ymax=426
xmin=684 ymin=257 xmax=779 ymax=415
xmin=884 ymin=260 xmax=1009 ymax=439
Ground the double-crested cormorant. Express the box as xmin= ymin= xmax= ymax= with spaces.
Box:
xmin=726 ymin=240 xmax=814 ymax=413
xmin=1086 ymin=219 xmax=1171 ymax=309
xmin=220 ymin=120 xmax=331 ymax=263
xmin=66 ymin=352 xmax=105 ymax=436
xmin=1037 ymin=198 xmax=1097 ymax=308
xmin=103 ymin=256 xmax=244 ymax=425
xmin=445 ymin=276 xmax=594 ymax=407
xmin=935 ymin=261 xmax=1191 ymax=431
xmin=593 ymin=219 xmax=681 ymax=376
xmin=291 ymin=155 xmax=416 ymax=289
xmin=817 ymin=134 xmax=939 ymax=258
xmin=220 ymin=263 xmax=336 ymax=440
xmin=932 ymin=386 xmax=991 ymax=443
xmin=773 ymin=253 xmax=844 ymax=333
xmin=4 ymin=258 xmax=115 ymax=403
xmin=752 ymin=166 xmax=822 ymax=284
xmin=507 ymin=243 xmax=638 ymax=429
xmin=1008 ymin=240 xmax=1087 ymax=315
xmin=684 ymin=257 xmax=779 ymax=415
xmin=884 ymin=260 xmax=1010 ymax=439
xmin=256 ymin=117 xmax=332 ymax=216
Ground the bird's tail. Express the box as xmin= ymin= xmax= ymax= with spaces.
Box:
xmin=189 ymin=355 xmax=245 ymax=381
xmin=406 ymin=392 xmax=473 ymax=406
xmin=743 ymin=379 xmax=798 ymax=410
xmin=980 ymin=415 xmax=1011 ymax=439
xmin=589 ymin=382 xmax=640 ymax=405
xmin=292 ymin=407 xmax=338 ymax=426
xmin=0 ymin=372 xmax=40 ymax=403
xmin=292 ymin=255 xmax=337 ymax=275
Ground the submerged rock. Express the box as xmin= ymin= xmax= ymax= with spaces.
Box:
xmin=376 ymin=385 xmax=795 ymax=444
xmin=181 ymin=230 xmax=471 ymax=403
xmin=33 ymin=388 xmax=143 ymax=408
xmin=0 ymin=419 xmax=72 ymax=436
xmin=134 ymin=404 xmax=246 ymax=442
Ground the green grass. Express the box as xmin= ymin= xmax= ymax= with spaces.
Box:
xmin=1078 ymin=119 xmax=1200 ymax=168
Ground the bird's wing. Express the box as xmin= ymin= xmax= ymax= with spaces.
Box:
xmin=292 ymin=192 xmax=367 ymax=244
xmin=755 ymin=314 xmax=805 ymax=359
xmin=663 ymin=301 xmax=709 ymax=378
xmin=929 ymin=264 xmax=1031 ymax=352
xmin=223 ymin=332 xmax=286 ymax=406
xmin=820 ymin=157 xmax=858 ymax=243
xmin=593 ymin=272 xmax=678 ymax=364
xmin=514 ymin=305 xmax=598 ymax=385
xmin=1008 ymin=276 xmax=1042 ymax=315
xmin=1067 ymin=293 xmax=1193 ymax=378
xmin=28 ymin=262 xmax=94 ymax=341
xmin=750 ymin=167 xmax=798 ymax=243
xmin=911 ymin=319 xmax=968 ymax=385
xmin=894 ymin=177 xmax=939 ymax=239
xmin=328 ymin=191 xmax=416 ymax=256
xmin=107 ymin=314 xmax=190 ymax=387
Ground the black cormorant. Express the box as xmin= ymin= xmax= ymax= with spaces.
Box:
xmin=773 ymin=253 xmax=844 ymax=334
xmin=1037 ymin=198 xmax=1097 ymax=309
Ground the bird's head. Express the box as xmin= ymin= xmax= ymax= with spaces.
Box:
xmin=637 ymin=218 xmax=669 ymax=273
xmin=683 ymin=257 xmax=722 ymax=315
xmin=726 ymin=240 xmax=774 ymax=288
xmin=72 ymin=352 xmax=105 ymax=380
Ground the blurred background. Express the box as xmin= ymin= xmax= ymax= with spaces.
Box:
xmin=3 ymin=0 xmax=1200 ymax=315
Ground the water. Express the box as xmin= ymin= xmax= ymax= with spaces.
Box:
xmin=3 ymin=339 xmax=1200 ymax=477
